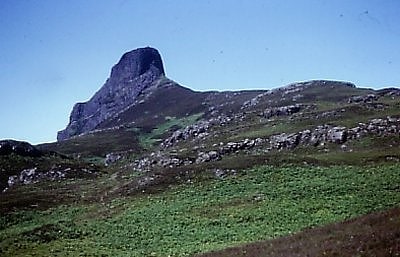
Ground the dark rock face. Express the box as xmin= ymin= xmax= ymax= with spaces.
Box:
xmin=0 ymin=140 xmax=42 ymax=157
xmin=57 ymin=47 xmax=165 ymax=141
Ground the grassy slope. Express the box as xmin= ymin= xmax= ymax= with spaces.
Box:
xmin=137 ymin=113 xmax=204 ymax=150
xmin=2 ymin=82 xmax=400 ymax=256
xmin=196 ymin=207 xmax=400 ymax=257
xmin=38 ymin=129 xmax=142 ymax=159
xmin=98 ymin=77 xmax=210 ymax=131
xmin=1 ymin=164 xmax=399 ymax=256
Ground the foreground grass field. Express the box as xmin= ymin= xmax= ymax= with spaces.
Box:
xmin=197 ymin=207 xmax=400 ymax=257
xmin=1 ymin=164 xmax=399 ymax=256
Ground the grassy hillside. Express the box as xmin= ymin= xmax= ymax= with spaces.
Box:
xmin=197 ymin=207 xmax=400 ymax=257
xmin=1 ymin=164 xmax=399 ymax=256
xmin=38 ymin=129 xmax=142 ymax=159
xmin=2 ymin=81 xmax=400 ymax=256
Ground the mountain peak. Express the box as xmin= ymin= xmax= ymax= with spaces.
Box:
xmin=57 ymin=47 xmax=165 ymax=141
xmin=110 ymin=47 xmax=165 ymax=80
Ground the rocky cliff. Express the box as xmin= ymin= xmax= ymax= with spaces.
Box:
xmin=57 ymin=47 xmax=165 ymax=141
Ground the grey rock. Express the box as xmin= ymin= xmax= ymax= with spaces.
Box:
xmin=241 ymin=92 xmax=271 ymax=109
xmin=130 ymin=117 xmax=399 ymax=173
xmin=213 ymin=169 xmax=237 ymax=179
xmin=58 ymin=47 xmax=165 ymax=141
xmin=5 ymin=166 xmax=95 ymax=191
xmin=131 ymin=152 xmax=189 ymax=172
xmin=327 ymin=127 xmax=347 ymax=143
xmin=341 ymin=144 xmax=349 ymax=152
xmin=263 ymin=104 xmax=303 ymax=119
xmin=195 ymin=152 xmax=210 ymax=163
xmin=105 ymin=152 xmax=123 ymax=166
xmin=137 ymin=176 xmax=156 ymax=187
xmin=348 ymin=94 xmax=378 ymax=103
xmin=208 ymin=151 xmax=219 ymax=160
xmin=269 ymin=133 xmax=301 ymax=149
xmin=161 ymin=114 xmax=234 ymax=149
xmin=161 ymin=120 xmax=210 ymax=148
xmin=315 ymin=110 xmax=341 ymax=119
xmin=195 ymin=151 xmax=220 ymax=163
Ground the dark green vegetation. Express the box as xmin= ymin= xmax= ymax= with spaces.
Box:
xmin=2 ymin=81 xmax=400 ymax=256
xmin=197 ymin=207 xmax=400 ymax=257
xmin=1 ymin=164 xmax=399 ymax=256
xmin=137 ymin=113 xmax=204 ymax=149
xmin=38 ymin=129 xmax=141 ymax=158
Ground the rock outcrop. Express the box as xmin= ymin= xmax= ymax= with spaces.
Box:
xmin=129 ymin=116 xmax=400 ymax=172
xmin=4 ymin=165 xmax=96 ymax=192
xmin=262 ymin=104 xmax=303 ymax=119
xmin=57 ymin=47 xmax=165 ymax=141
xmin=161 ymin=115 xmax=233 ymax=149
xmin=348 ymin=94 xmax=378 ymax=103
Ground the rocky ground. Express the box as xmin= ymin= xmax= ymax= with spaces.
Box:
xmin=1 ymin=47 xmax=399 ymax=256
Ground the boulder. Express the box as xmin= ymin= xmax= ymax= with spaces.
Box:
xmin=327 ymin=127 xmax=347 ymax=143
xmin=105 ymin=152 xmax=123 ymax=166
xmin=195 ymin=151 xmax=220 ymax=163
xmin=263 ymin=104 xmax=303 ymax=119
xmin=213 ymin=169 xmax=237 ymax=179
xmin=269 ymin=133 xmax=301 ymax=149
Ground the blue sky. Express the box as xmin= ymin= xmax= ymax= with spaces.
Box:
xmin=1 ymin=0 xmax=399 ymax=144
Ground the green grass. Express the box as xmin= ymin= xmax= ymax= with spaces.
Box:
xmin=1 ymin=164 xmax=399 ymax=256
xmin=38 ymin=129 xmax=142 ymax=158
xmin=227 ymin=99 xmax=400 ymax=144
xmin=138 ymin=113 xmax=203 ymax=149
xmin=227 ymin=122 xmax=290 ymax=141
xmin=83 ymin=156 xmax=105 ymax=165
xmin=288 ymin=134 xmax=400 ymax=165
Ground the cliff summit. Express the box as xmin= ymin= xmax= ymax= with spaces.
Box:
xmin=57 ymin=47 xmax=165 ymax=141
